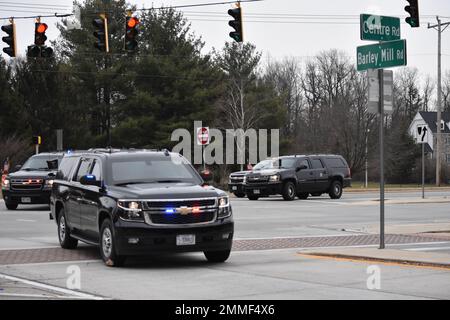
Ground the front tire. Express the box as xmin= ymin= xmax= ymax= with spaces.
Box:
xmin=247 ymin=195 xmax=259 ymax=201
xmin=58 ymin=209 xmax=78 ymax=249
xmin=282 ymin=181 xmax=296 ymax=201
xmin=204 ymin=249 xmax=231 ymax=263
xmin=100 ymin=219 xmax=126 ymax=267
xmin=329 ymin=180 xmax=343 ymax=199
xmin=5 ymin=201 xmax=18 ymax=210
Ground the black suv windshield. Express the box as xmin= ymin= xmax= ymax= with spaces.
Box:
xmin=22 ymin=156 xmax=61 ymax=171
xmin=253 ymin=158 xmax=296 ymax=170
xmin=106 ymin=154 xmax=202 ymax=185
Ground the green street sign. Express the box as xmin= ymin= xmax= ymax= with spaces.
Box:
xmin=360 ymin=14 xmax=401 ymax=41
xmin=357 ymin=39 xmax=407 ymax=71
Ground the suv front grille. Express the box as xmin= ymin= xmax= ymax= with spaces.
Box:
xmin=144 ymin=198 xmax=217 ymax=226
xmin=10 ymin=179 xmax=43 ymax=191
xmin=229 ymin=176 xmax=245 ymax=184
xmin=246 ymin=176 xmax=269 ymax=184
xmin=149 ymin=212 xmax=215 ymax=225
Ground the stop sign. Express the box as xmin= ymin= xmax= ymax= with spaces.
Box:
xmin=197 ymin=127 xmax=210 ymax=145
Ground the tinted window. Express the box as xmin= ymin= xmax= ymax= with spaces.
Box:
xmin=22 ymin=155 xmax=62 ymax=171
xmin=74 ymin=158 xmax=93 ymax=182
xmin=106 ymin=154 xmax=201 ymax=185
xmin=57 ymin=156 xmax=79 ymax=181
xmin=298 ymin=159 xmax=310 ymax=169
xmin=324 ymin=157 xmax=347 ymax=168
xmin=253 ymin=158 xmax=296 ymax=170
xmin=311 ymin=159 xmax=324 ymax=169
xmin=91 ymin=160 xmax=101 ymax=180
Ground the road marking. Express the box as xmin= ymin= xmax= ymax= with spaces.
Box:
xmin=0 ymin=273 xmax=105 ymax=300
xmin=0 ymin=259 xmax=100 ymax=267
xmin=405 ymin=246 xmax=450 ymax=252
xmin=0 ymin=292 xmax=92 ymax=299
xmin=16 ymin=219 xmax=36 ymax=222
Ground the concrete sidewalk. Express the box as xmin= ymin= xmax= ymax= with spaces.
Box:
xmin=299 ymin=247 xmax=450 ymax=269
xmin=346 ymin=187 xmax=450 ymax=193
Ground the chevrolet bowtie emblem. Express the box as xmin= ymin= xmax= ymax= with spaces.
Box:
xmin=177 ymin=206 xmax=193 ymax=215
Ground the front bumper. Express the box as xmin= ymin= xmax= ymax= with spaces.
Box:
xmin=228 ymin=183 xmax=245 ymax=194
xmin=113 ymin=218 xmax=234 ymax=256
xmin=2 ymin=189 xmax=51 ymax=204
xmin=245 ymin=182 xmax=283 ymax=196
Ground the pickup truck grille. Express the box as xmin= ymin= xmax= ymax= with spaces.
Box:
xmin=144 ymin=198 xmax=217 ymax=226
xmin=246 ymin=176 xmax=269 ymax=184
xmin=229 ymin=177 xmax=244 ymax=184
xmin=10 ymin=179 xmax=43 ymax=191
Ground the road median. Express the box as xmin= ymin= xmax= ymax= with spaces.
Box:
xmin=299 ymin=247 xmax=450 ymax=269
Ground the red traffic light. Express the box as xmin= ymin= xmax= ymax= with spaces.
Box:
xmin=127 ymin=17 xmax=139 ymax=28
xmin=36 ymin=23 xmax=48 ymax=34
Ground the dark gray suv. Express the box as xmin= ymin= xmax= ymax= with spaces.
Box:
xmin=244 ymin=155 xmax=351 ymax=201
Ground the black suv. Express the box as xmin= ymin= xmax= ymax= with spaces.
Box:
xmin=50 ymin=149 xmax=234 ymax=267
xmin=244 ymin=155 xmax=351 ymax=201
xmin=228 ymin=170 xmax=250 ymax=198
xmin=2 ymin=152 xmax=63 ymax=210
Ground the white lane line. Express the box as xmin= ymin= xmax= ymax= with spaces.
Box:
xmin=16 ymin=219 xmax=36 ymax=222
xmin=405 ymin=246 xmax=450 ymax=252
xmin=0 ymin=293 xmax=90 ymax=299
xmin=0 ymin=246 xmax=60 ymax=251
xmin=0 ymin=273 xmax=105 ymax=300
xmin=234 ymin=234 xmax=364 ymax=240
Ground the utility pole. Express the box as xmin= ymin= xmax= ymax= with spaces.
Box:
xmin=365 ymin=128 xmax=370 ymax=188
xmin=428 ymin=16 xmax=450 ymax=186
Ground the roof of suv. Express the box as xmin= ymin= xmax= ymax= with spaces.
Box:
xmin=63 ymin=148 xmax=176 ymax=160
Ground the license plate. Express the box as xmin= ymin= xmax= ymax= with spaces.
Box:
xmin=21 ymin=197 xmax=31 ymax=203
xmin=232 ymin=186 xmax=237 ymax=190
xmin=176 ymin=234 xmax=196 ymax=246
xmin=253 ymin=189 xmax=260 ymax=195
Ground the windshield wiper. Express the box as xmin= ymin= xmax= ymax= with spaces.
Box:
xmin=114 ymin=181 xmax=153 ymax=186
xmin=153 ymin=180 xmax=184 ymax=183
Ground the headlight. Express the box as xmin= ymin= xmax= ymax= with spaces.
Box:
xmin=269 ymin=174 xmax=280 ymax=182
xmin=117 ymin=200 xmax=144 ymax=221
xmin=44 ymin=180 xmax=54 ymax=187
xmin=218 ymin=196 xmax=232 ymax=219
xmin=218 ymin=196 xmax=229 ymax=207
xmin=2 ymin=179 xmax=9 ymax=189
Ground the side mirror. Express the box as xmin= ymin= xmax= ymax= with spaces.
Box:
xmin=80 ymin=175 xmax=101 ymax=187
xmin=14 ymin=164 xmax=22 ymax=171
xmin=200 ymin=169 xmax=213 ymax=182
xmin=296 ymin=165 xmax=307 ymax=172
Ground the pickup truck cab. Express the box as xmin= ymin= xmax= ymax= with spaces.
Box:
xmin=244 ymin=155 xmax=351 ymax=201
xmin=50 ymin=149 xmax=234 ymax=267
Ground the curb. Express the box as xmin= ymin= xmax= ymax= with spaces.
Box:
xmin=346 ymin=188 xmax=450 ymax=193
xmin=301 ymin=252 xmax=450 ymax=270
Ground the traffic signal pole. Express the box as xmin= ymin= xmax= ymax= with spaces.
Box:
xmin=428 ymin=17 xmax=450 ymax=186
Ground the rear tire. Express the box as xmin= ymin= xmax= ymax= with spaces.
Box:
xmin=100 ymin=218 xmax=126 ymax=267
xmin=57 ymin=208 xmax=78 ymax=249
xmin=247 ymin=195 xmax=259 ymax=201
xmin=233 ymin=192 xmax=245 ymax=198
xmin=5 ymin=201 xmax=18 ymax=210
xmin=329 ymin=180 xmax=343 ymax=199
xmin=282 ymin=181 xmax=296 ymax=201
xmin=204 ymin=249 xmax=231 ymax=263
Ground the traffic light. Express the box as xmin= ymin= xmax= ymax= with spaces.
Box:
xmin=93 ymin=16 xmax=109 ymax=52
xmin=405 ymin=0 xmax=420 ymax=28
xmin=228 ymin=4 xmax=243 ymax=42
xmin=1 ymin=21 xmax=17 ymax=57
xmin=125 ymin=16 xmax=139 ymax=51
xmin=32 ymin=136 xmax=41 ymax=145
xmin=27 ymin=21 xmax=53 ymax=58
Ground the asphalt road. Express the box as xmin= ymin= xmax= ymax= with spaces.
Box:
xmin=0 ymin=190 xmax=449 ymax=299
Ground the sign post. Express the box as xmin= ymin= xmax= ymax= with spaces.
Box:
xmin=357 ymin=13 xmax=407 ymax=250
xmin=196 ymin=127 xmax=210 ymax=170
xmin=417 ymin=125 xmax=429 ymax=199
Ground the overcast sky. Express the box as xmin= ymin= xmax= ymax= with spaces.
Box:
xmin=1 ymin=0 xmax=449 ymax=81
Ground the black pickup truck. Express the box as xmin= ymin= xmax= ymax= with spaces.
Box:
xmin=50 ymin=149 xmax=234 ymax=267
xmin=2 ymin=152 xmax=63 ymax=209
xmin=244 ymin=155 xmax=351 ymax=201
